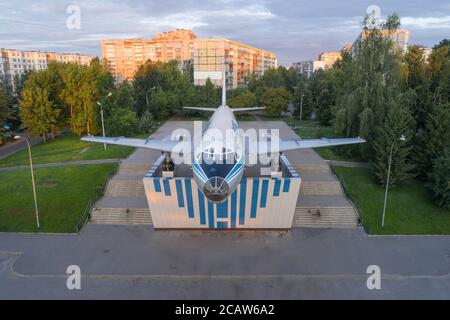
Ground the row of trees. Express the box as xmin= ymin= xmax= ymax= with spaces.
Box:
xmin=223 ymin=14 xmax=449 ymax=209
xmin=293 ymin=14 xmax=449 ymax=208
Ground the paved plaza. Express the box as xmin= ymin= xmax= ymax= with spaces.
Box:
xmin=0 ymin=226 xmax=449 ymax=299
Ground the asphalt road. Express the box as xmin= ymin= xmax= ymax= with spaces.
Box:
xmin=0 ymin=133 xmax=50 ymax=160
xmin=0 ymin=225 xmax=449 ymax=299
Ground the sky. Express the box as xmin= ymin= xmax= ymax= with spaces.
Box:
xmin=0 ymin=0 xmax=449 ymax=66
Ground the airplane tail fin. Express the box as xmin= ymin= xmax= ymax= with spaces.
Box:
xmin=222 ymin=69 xmax=226 ymax=106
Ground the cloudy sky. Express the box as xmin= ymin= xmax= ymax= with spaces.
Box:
xmin=0 ymin=0 xmax=449 ymax=66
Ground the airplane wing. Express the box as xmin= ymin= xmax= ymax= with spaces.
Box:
xmin=183 ymin=107 xmax=217 ymax=112
xmin=81 ymin=136 xmax=190 ymax=153
xmin=231 ymin=107 xmax=265 ymax=112
xmin=256 ymin=137 xmax=366 ymax=154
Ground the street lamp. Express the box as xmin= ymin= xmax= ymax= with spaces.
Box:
xmin=299 ymin=92 xmax=304 ymax=121
xmin=96 ymin=92 xmax=112 ymax=150
xmin=381 ymin=134 xmax=406 ymax=227
xmin=14 ymin=135 xmax=40 ymax=229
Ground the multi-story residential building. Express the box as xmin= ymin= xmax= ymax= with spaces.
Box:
xmin=101 ymin=30 xmax=277 ymax=89
xmin=291 ymin=51 xmax=340 ymax=79
xmin=291 ymin=60 xmax=325 ymax=79
xmin=318 ymin=51 xmax=341 ymax=69
xmin=193 ymin=38 xmax=277 ymax=89
xmin=352 ymin=29 xmax=410 ymax=54
xmin=0 ymin=48 xmax=94 ymax=92
xmin=102 ymin=29 xmax=197 ymax=81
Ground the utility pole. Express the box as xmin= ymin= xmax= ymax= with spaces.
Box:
xmin=14 ymin=135 xmax=40 ymax=228
xmin=299 ymin=92 xmax=304 ymax=121
xmin=381 ymin=135 xmax=406 ymax=227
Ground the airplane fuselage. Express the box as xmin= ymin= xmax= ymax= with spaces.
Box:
xmin=192 ymin=105 xmax=244 ymax=203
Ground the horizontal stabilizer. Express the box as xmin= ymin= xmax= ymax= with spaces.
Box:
xmin=231 ymin=107 xmax=265 ymax=112
xmin=183 ymin=107 xmax=217 ymax=112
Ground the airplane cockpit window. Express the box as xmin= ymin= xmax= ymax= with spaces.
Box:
xmin=195 ymin=146 xmax=241 ymax=179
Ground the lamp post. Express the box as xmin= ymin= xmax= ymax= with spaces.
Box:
xmin=96 ymin=92 xmax=112 ymax=150
xmin=381 ymin=134 xmax=406 ymax=227
xmin=299 ymin=92 xmax=304 ymax=121
xmin=14 ymin=135 xmax=40 ymax=229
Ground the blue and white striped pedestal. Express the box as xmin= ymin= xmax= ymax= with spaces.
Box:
xmin=143 ymin=175 xmax=301 ymax=229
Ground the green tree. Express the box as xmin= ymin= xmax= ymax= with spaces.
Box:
xmin=427 ymin=45 xmax=450 ymax=104
xmin=261 ymin=87 xmax=291 ymax=116
xmin=426 ymin=149 xmax=450 ymax=209
xmin=193 ymin=78 xmax=220 ymax=108
xmin=20 ymin=87 xmax=60 ymax=142
xmin=371 ymin=101 xmax=416 ymax=186
xmin=105 ymin=107 xmax=138 ymax=136
xmin=333 ymin=14 xmax=405 ymax=160
xmin=416 ymin=103 xmax=450 ymax=177
xmin=402 ymin=45 xmax=429 ymax=128
xmin=138 ymin=110 xmax=155 ymax=133
xmin=0 ymin=87 xmax=11 ymax=143
xmin=228 ymin=89 xmax=257 ymax=108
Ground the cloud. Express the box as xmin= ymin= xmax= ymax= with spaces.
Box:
xmin=139 ymin=5 xmax=275 ymax=29
xmin=401 ymin=16 xmax=450 ymax=29
xmin=0 ymin=0 xmax=449 ymax=66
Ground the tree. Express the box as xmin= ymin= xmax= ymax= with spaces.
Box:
xmin=403 ymin=45 xmax=429 ymax=128
xmin=427 ymin=45 xmax=450 ymax=104
xmin=105 ymin=107 xmax=138 ymax=136
xmin=426 ymin=149 xmax=450 ymax=209
xmin=263 ymin=68 xmax=285 ymax=88
xmin=415 ymin=103 xmax=450 ymax=177
xmin=138 ymin=110 xmax=155 ymax=133
xmin=0 ymin=87 xmax=11 ymax=143
xmin=371 ymin=100 xmax=416 ymax=186
xmin=261 ymin=87 xmax=291 ymax=116
xmin=332 ymin=14 xmax=405 ymax=160
xmin=193 ymin=78 xmax=220 ymax=109
xmin=228 ymin=89 xmax=257 ymax=108
xmin=20 ymin=87 xmax=60 ymax=142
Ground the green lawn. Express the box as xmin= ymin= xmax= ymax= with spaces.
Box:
xmin=333 ymin=166 xmax=450 ymax=235
xmin=0 ymin=133 xmax=142 ymax=167
xmin=0 ymin=164 xmax=117 ymax=233
xmin=284 ymin=120 xmax=365 ymax=162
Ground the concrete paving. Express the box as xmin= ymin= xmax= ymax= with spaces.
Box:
xmin=0 ymin=225 xmax=449 ymax=299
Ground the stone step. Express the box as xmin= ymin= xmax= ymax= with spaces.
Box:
xmin=300 ymin=181 xmax=343 ymax=195
xmin=118 ymin=163 xmax=151 ymax=174
xmin=90 ymin=207 xmax=152 ymax=225
xmin=105 ymin=180 xmax=145 ymax=197
xmin=293 ymin=207 xmax=357 ymax=228
xmin=294 ymin=164 xmax=331 ymax=175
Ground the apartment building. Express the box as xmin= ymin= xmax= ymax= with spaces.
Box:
xmin=292 ymin=50 xmax=341 ymax=79
xmin=0 ymin=48 xmax=94 ymax=91
xmin=193 ymin=38 xmax=277 ymax=89
xmin=352 ymin=29 xmax=410 ymax=54
xmin=291 ymin=60 xmax=325 ymax=79
xmin=101 ymin=29 xmax=197 ymax=81
xmin=101 ymin=30 xmax=277 ymax=89
xmin=318 ymin=51 xmax=341 ymax=69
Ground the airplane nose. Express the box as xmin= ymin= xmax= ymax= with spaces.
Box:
xmin=203 ymin=176 xmax=230 ymax=203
